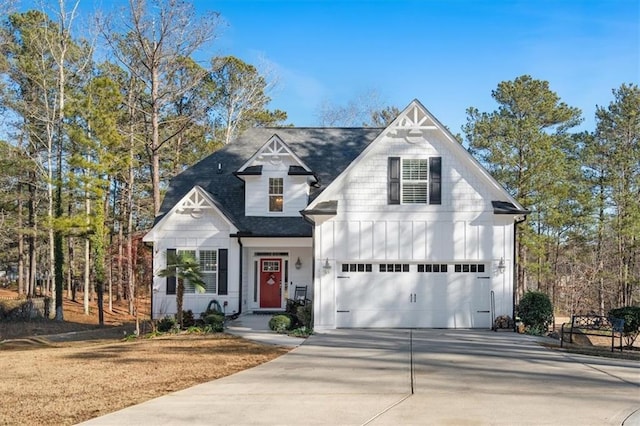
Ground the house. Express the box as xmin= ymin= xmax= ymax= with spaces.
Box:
xmin=143 ymin=100 xmax=528 ymax=330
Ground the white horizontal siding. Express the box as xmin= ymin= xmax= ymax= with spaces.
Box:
xmin=327 ymin=132 xmax=495 ymax=213
xmin=244 ymin=154 xmax=310 ymax=217
xmin=150 ymin=208 xmax=241 ymax=319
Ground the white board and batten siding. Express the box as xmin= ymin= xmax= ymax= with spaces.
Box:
xmin=312 ymin=119 xmax=516 ymax=330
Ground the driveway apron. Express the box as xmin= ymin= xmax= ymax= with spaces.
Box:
xmin=81 ymin=330 xmax=639 ymax=426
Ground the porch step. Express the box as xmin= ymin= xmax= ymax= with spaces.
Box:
xmin=250 ymin=310 xmax=284 ymax=315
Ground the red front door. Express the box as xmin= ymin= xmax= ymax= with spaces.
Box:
xmin=260 ymin=258 xmax=282 ymax=308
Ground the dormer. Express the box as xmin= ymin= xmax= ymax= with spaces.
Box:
xmin=234 ymin=135 xmax=318 ymax=217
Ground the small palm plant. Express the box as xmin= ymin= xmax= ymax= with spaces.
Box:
xmin=157 ymin=251 xmax=205 ymax=329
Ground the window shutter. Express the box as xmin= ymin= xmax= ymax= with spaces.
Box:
xmin=218 ymin=249 xmax=228 ymax=295
xmin=429 ymin=157 xmax=442 ymax=205
xmin=388 ymin=157 xmax=400 ymax=204
xmin=166 ymin=249 xmax=176 ymax=295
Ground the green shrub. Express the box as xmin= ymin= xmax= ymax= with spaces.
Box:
xmin=269 ymin=314 xmax=293 ymax=333
xmin=288 ymin=326 xmax=313 ymax=338
xmin=202 ymin=313 xmax=224 ymax=332
xmin=608 ymin=306 xmax=640 ymax=347
xmin=296 ymin=304 xmax=313 ymax=329
xmin=285 ymin=298 xmax=303 ymax=315
xmin=156 ymin=316 xmax=176 ymax=333
xmin=182 ymin=310 xmax=196 ymax=328
xmin=516 ymin=291 xmax=553 ymax=335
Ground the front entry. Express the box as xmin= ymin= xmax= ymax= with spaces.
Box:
xmin=259 ymin=258 xmax=282 ymax=308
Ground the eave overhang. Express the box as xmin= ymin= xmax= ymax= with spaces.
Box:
xmin=301 ymin=200 xmax=338 ymax=225
xmin=492 ymin=200 xmax=531 ymax=216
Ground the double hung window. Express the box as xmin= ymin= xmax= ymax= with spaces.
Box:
xmin=165 ymin=249 xmax=228 ymax=295
xmin=269 ymin=178 xmax=283 ymax=212
xmin=388 ymin=157 xmax=441 ymax=204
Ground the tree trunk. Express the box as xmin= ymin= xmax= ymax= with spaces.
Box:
xmin=151 ymin=62 xmax=161 ymax=216
xmin=177 ymin=278 xmax=184 ymax=329
xmin=17 ymin=183 xmax=24 ymax=295
xmin=27 ymin=172 xmax=37 ymax=298
xmin=126 ymin=82 xmax=137 ymax=316
xmin=68 ymin=235 xmax=74 ymax=301
xmin=84 ymin=193 xmax=90 ymax=315
xmin=117 ymin=180 xmax=124 ymax=302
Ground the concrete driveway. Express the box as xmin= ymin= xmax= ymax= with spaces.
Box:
xmin=81 ymin=329 xmax=640 ymax=426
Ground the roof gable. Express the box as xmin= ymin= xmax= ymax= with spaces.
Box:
xmin=237 ymin=134 xmax=313 ymax=175
xmin=153 ymin=127 xmax=381 ymax=236
xmin=306 ymin=100 xmax=526 ymax=213
xmin=143 ymin=186 xmax=236 ymax=242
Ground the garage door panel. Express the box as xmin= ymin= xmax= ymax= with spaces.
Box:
xmin=336 ymin=263 xmax=492 ymax=329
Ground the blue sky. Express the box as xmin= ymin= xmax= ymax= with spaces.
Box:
xmin=206 ymin=0 xmax=638 ymax=133
xmin=18 ymin=0 xmax=640 ymax=134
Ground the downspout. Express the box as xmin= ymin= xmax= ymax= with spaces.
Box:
xmin=513 ymin=216 xmax=527 ymax=326
xmin=237 ymin=236 xmax=243 ymax=315
xmin=300 ymin=212 xmax=316 ymax=329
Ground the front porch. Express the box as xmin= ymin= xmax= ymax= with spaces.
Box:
xmin=225 ymin=313 xmax=306 ymax=347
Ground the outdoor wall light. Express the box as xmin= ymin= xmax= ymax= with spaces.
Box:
xmin=498 ymin=257 xmax=505 ymax=273
xmin=295 ymin=257 xmax=302 ymax=269
xmin=323 ymin=258 xmax=331 ymax=271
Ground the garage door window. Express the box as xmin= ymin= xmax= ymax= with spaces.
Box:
xmin=341 ymin=263 xmax=372 ymax=272
xmin=380 ymin=264 xmax=410 ymax=272
xmin=417 ymin=264 xmax=448 ymax=273
xmin=454 ymin=263 xmax=485 ymax=273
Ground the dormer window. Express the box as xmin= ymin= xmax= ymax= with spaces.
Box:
xmin=269 ymin=178 xmax=283 ymax=212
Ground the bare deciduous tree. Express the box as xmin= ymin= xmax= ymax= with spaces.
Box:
xmin=99 ymin=0 xmax=221 ymax=215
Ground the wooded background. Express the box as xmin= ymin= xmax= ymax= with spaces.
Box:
xmin=0 ymin=0 xmax=637 ymax=322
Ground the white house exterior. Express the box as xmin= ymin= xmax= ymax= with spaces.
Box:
xmin=143 ymin=100 xmax=528 ymax=329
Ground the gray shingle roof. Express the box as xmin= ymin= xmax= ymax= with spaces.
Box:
xmin=156 ymin=127 xmax=383 ymax=237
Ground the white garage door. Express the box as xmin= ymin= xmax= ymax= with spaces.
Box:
xmin=335 ymin=262 xmax=492 ymax=328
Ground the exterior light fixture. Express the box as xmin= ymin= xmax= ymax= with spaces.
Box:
xmin=323 ymin=258 xmax=331 ymax=271
xmin=498 ymin=257 xmax=505 ymax=273
xmin=295 ymin=257 xmax=302 ymax=269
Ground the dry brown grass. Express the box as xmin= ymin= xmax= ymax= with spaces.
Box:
xmin=0 ymin=289 xmax=289 ymax=425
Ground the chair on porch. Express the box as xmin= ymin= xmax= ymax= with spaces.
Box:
xmin=294 ymin=286 xmax=309 ymax=305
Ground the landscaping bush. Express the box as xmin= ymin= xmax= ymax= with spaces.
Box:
xmin=288 ymin=326 xmax=313 ymax=338
xmin=156 ymin=316 xmax=176 ymax=333
xmin=608 ymin=306 xmax=640 ymax=347
xmin=296 ymin=303 xmax=313 ymax=329
xmin=285 ymin=298 xmax=302 ymax=315
xmin=182 ymin=310 xmax=196 ymax=328
xmin=269 ymin=314 xmax=293 ymax=333
xmin=516 ymin=291 xmax=553 ymax=335
xmin=202 ymin=313 xmax=225 ymax=332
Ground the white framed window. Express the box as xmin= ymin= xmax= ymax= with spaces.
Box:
xmin=388 ymin=157 xmax=441 ymax=205
xmin=199 ymin=250 xmax=217 ymax=293
xmin=269 ymin=177 xmax=283 ymax=212
xmin=402 ymin=159 xmax=428 ymax=204
xmin=178 ymin=249 xmax=217 ymax=294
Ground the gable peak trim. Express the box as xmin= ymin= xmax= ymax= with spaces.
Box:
xmin=237 ymin=134 xmax=313 ymax=173
xmin=386 ymin=101 xmax=438 ymax=143
xmin=176 ymin=186 xmax=216 ymax=217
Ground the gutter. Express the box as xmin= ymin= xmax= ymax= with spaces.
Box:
xmin=231 ymin=234 xmax=245 ymax=315
xmin=512 ymin=215 xmax=528 ymax=327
